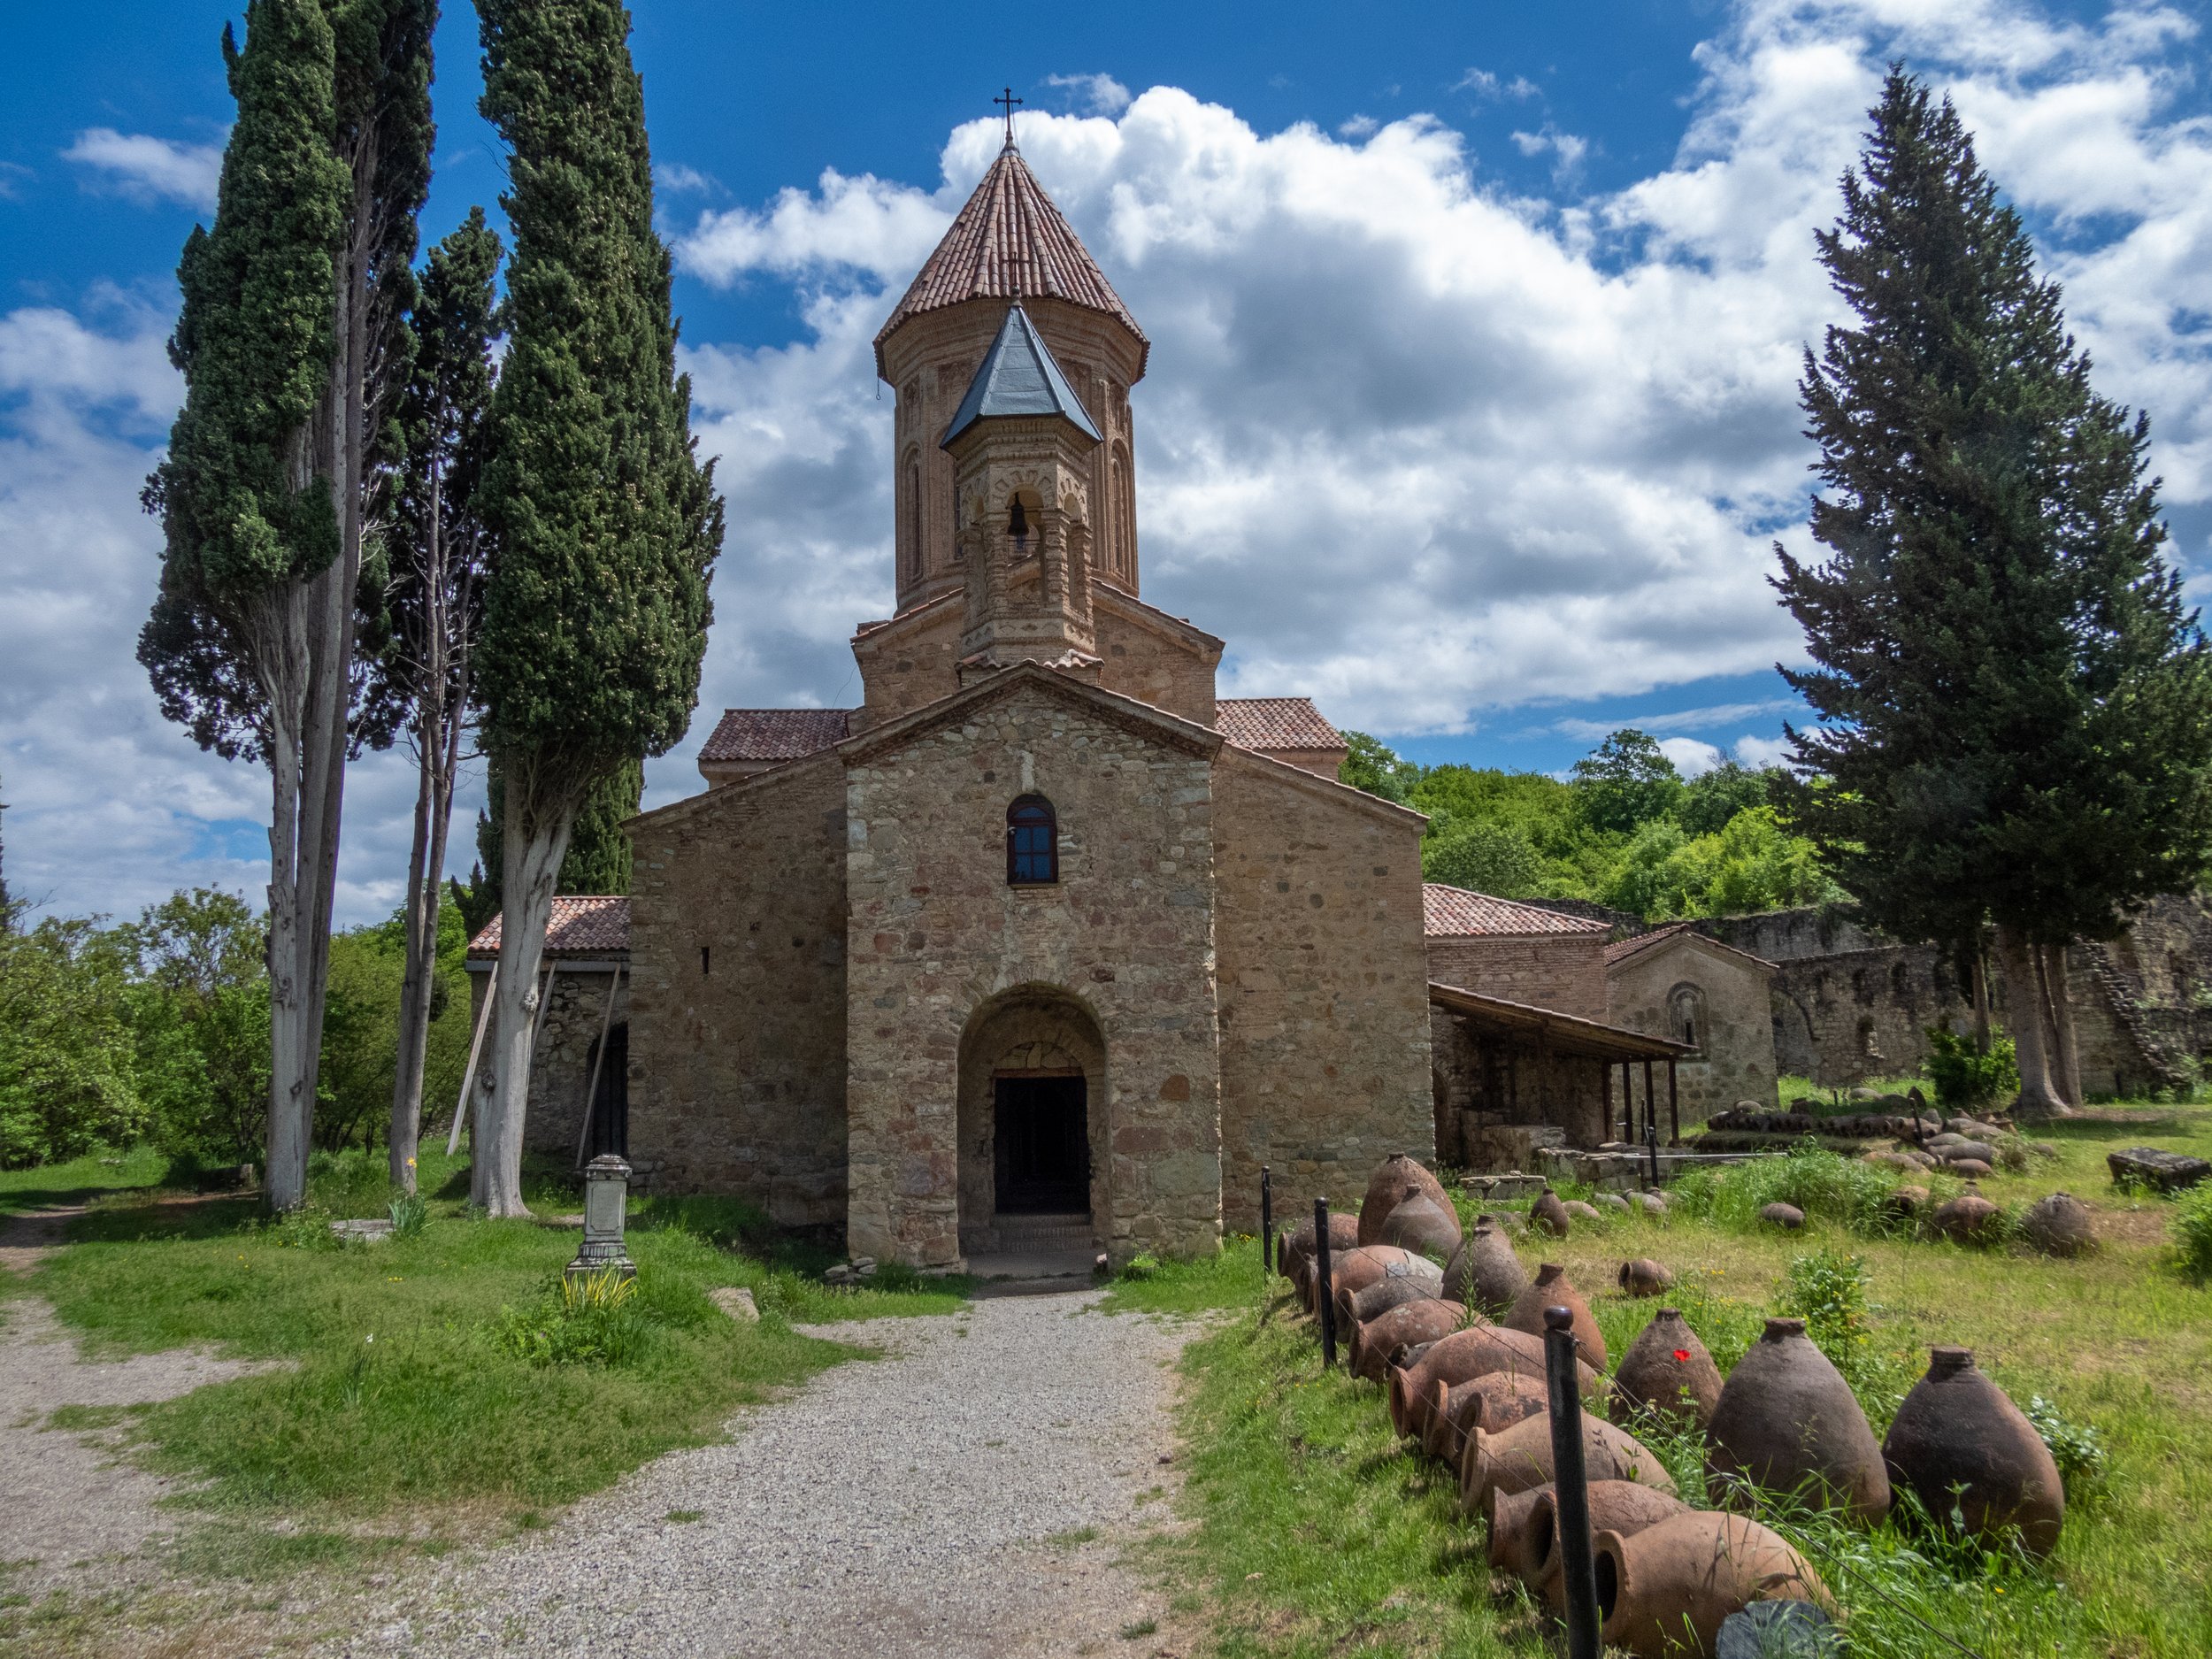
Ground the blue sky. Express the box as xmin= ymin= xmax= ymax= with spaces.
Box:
xmin=4 ymin=1 xmax=2209 ymax=921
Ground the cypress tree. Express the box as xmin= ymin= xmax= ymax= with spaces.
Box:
xmin=470 ymin=0 xmax=722 ymax=1211
xmin=370 ymin=207 xmax=503 ymax=1191
xmin=1776 ymin=70 xmax=2212 ymax=1118
xmin=139 ymin=1 xmax=433 ymax=1208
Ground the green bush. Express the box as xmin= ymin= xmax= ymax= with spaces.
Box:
xmin=1775 ymin=1248 xmax=1907 ymax=1412
xmin=1924 ymin=1024 xmax=2020 ymax=1111
xmin=388 ymin=1191 xmax=427 ymax=1240
xmin=2026 ymin=1394 xmax=2108 ymax=1498
xmin=1670 ymin=1145 xmax=1908 ymax=1236
xmin=497 ymin=1268 xmax=651 ymax=1367
xmin=2170 ymin=1183 xmax=2212 ymax=1280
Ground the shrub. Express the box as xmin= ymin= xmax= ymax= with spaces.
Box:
xmin=1924 ymin=1025 xmax=2019 ymax=1112
xmin=2025 ymin=1394 xmax=2108 ymax=1498
xmin=1774 ymin=1248 xmax=1907 ymax=1413
xmin=496 ymin=1268 xmax=650 ymax=1367
xmin=388 ymin=1191 xmax=427 ymax=1240
xmin=1671 ymin=1145 xmax=1904 ymax=1236
xmin=2170 ymin=1183 xmax=2212 ymax=1281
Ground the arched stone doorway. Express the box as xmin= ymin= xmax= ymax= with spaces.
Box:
xmin=957 ymin=986 xmax=1108 ymax=1258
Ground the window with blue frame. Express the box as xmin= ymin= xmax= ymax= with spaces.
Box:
xmin=1006 ymin=795 xmax=1057 ymax=885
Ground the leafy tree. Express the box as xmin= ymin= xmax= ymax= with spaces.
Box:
xmin=126 ymin=889 xmax=272 ymax=1168
xmin=1424 ymin=819 xmax=1541 ymax=897
xmin=0 ymin=918 xmax=143 ymax=1165
xmin=1340 ymin=731 xmax=1419 ymax=803
xmin=1571 ymin=730 xmax=1684 ymax=835
xmin=1678 ymin=761 xmax=1775 ymax=837
xmin=1774 ymin=71 xmax=2212 ymax=1118
xmin=365 ymin=207 xmax=503 ymax=1191
xmin=470 ymin=0 xmax=723 ymax=1213
xmin=138 ymin=1 xmax=434 ymax=1208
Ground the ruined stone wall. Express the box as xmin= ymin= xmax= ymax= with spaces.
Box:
xmin=851 ymin=602 xmax=964 ymax=733
xmin=1212 ymin=749 xmax=1432 ymax=1233
xmin=465 ymin=964 xmax=629 ymax=1161
xmin=1429 ymin=1010 xmax=1607 ymax=1164
xmin=1605 ymin=941 xmax=1777 ymax=1122
xmin=1426 ymin=934 xmax=1609 ymax=1022
xmin=625 ymin=755 xmax=850 ymax=1225
xmin=842 ymin=680 xmax=1224 ymax=1270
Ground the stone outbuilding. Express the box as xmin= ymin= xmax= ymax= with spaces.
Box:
xmin=1603 ymin=923 xmax=1779 ymax=1126
xmin=569 ymin=138 xmax=1435 ymax=1271
xmin=465 ymin=896 xmax=633 ymax=1164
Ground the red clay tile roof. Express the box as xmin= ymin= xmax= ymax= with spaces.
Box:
xmin=874 ymin=145 xmax=1146 ymax=373
xmin=1214 ymin=697 xmax=1345 ymax=753
xmin=470 ymin=895 xmax=630 ymax=959
xmin=1425 ymin=884 xmax=1610 ymax=938
xmin=699 ymin=708 xmax=853 ymax=764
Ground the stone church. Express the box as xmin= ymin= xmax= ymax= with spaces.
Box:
xmin=605 ymin=140 xmax=1434 ymax=1271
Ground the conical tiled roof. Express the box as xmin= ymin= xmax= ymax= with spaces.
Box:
xmin=941 ymin=303 xmax=1103 ymax=446
xmin=874 ymin=143 xmax=1146 ymax=375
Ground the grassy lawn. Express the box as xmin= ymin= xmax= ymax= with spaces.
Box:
xmin=0 ymin=1141 xmax=968 ymax=1654
xmin=1121 ymin=1107 xmax=2212 ymax=1658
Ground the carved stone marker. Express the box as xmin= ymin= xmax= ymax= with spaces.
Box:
xmin=566 ymin=1154 xmax=636 ymax=1283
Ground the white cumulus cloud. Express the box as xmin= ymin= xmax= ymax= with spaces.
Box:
xmin=1047 ymin=73 xmax=1133 ymax=117
xmin=62 ymin=128 xmax=223 ymax=211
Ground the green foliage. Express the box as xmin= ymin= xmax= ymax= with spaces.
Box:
xmin=1775 ymin=71 xmax=2212 ymax=953
xmin=388 ymin=1190 xmax=427 ymax=1240
xmin=1420 ymin=818 xmax=1540 ymax=897
xmin=0 ymin=915 xmax=145 ymax=1166
xmin=2170 ymin=1182 xmax=2212 ymax=1281
xmin=476 ymin=756 xmax=643 ymax=908
xmin=1602 ymin=806 xmax=1839 ymax=920
xmin=1925 ymin=1024 xmax=2021 ymax=1110
xmin=1678 ymin=760 xmax=1773 ymax=836
xmin=125 ymin=887 xmax=271 ymax=1167
xmin=2026 ymin=1394 xmax=2108 ymax=1497
xmin=1116 ymin=1252 xmax=1163 ymax=1282
xmin=1670 ymin=1145 xmax=1912 ymax=1237
xmin=1571 ymin=728 xmax=1685 ymax=834
xmin=1337 ymin=731 xmax=1418 ymax=803
xmin=1776 ymin=1248 xmax=1906 ymax=1409
xmin=497 ymin=1268 xmax=649 ymax=1367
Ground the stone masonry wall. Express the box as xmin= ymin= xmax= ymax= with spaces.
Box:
xmin=625 ymin=755 xmax=850 ymax=1226
xmin=1426 ymin=934 xmax=1609 ymax=1023
xmin=1094 ymin=599 xmax=1218 ymax=729
xmin=1212 ymin=749 xmax=1433 ymax=1234
xmin=1605 ymin=939 xmax=1777 ymax=1122
xmin=465 ymin=964 xmax=629 ymax=1162
xmin=843 ymin=679 xmax=1224 ymax=1269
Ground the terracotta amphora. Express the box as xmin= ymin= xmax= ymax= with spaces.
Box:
xmin=1931 ymin=1184 xmax=2002 ymax=1246
xmin=2021 ymin=1192 xmax=2096 ymax=1258
xmin=1283 ymin=1212 xmax=1363 ymax=1310
xmin=1344 ymin=1271 xmax=1446 ymax=1328
xmin=1705 ymin=1317 xmax=1891 ymax=1524
xmin=1386 ymin=1324 xmax=1602 ymax=1440
xmin=1612 ymin=1307 xmax=1724 ymax=1431
xmin=1618 ymin=1258 xmax=1675 ymax=1297
xmin=1445 ymin=1220 xmax=1530 ymax=1318
xmin=1348 ymin=1297 xmax=1464 ymax=1383
xmin=1515 ymin=1481 xmax=1692 ymax=1610
xmin=1504 ymin=1263 xmax=1608 ymax=1371
xmin=1882 ymin=1347 xmax=2064 ymax=1559
xmin=1379 ymin=1192 xmax=1463 ymax=1259
xmin=1532 ymin=1187 xmax=1572 ymax=1238
xmin=1594 ymin=1509 xmax=1833 ymax=1659
xmin=1424 ymin=1369 xmax=1551 ymax=1462
xmin=1314 ymin=1245 xmax=1432 ymax=1316
xmin=1461 ymin=1413 xmax=1675 ymax=1517
xmin=1359 ymin=1153 xmax=1451 ymax=1244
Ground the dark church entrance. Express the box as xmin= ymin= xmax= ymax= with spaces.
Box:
xmin=993 ymin=1072 xmax=1089 ymax=1214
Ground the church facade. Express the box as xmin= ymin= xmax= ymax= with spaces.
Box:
xmin=618 ymin=142 xmax=1434 ymax=1271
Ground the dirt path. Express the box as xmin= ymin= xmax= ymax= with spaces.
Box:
xmin=0 ymin=1207 xmax=277 ymax=1594
xmin=331 ymin=1289 xmax=1202 ymax=1659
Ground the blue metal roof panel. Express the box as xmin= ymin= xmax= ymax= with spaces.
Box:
xmin=941 ymin=303 xmax=1103 ymax=446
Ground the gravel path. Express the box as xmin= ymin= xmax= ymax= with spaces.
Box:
xmin=0 ymin=1209 xmax=277 ymax=1593
xmin=338 ymin=1289 xmax=1199 ymax=1659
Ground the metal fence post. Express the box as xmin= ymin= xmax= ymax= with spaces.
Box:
xmin=1261 ymin=1166 xmax=1273 ymax=1276
xmin=1314 ymin=1196 xmax=1337 ymax=1369
xmin=1545 ymin=1305 xmax=1602 ymax=1659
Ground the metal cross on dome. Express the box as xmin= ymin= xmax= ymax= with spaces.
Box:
xmin=995 ymin=86 xmax=1023 ymax=149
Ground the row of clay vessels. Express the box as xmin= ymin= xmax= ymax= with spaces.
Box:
xmin=1286 ymin=1157 xmax=2066 ymax=1656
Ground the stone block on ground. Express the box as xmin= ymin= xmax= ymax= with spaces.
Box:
xmin=330 ymin=1218 xmax=393 ymax=1243
xmin=2108 ymin=1147 xmax=2211 ymax=1194
xmin=710 ymin=1286 xmax=761 ymax=1322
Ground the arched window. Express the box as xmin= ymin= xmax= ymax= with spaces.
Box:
xmin=1667 ymin=982 xmax=1707 ymax=1054
xmin=1006 ymin=795 xmax=1057 ymax=885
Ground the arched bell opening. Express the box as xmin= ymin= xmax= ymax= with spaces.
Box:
xmin=956 ymin=985 xmax=1108 ymax=1260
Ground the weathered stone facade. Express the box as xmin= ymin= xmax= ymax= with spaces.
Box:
xmin=1604 ymin=927 xmax=1778 ymax=1125
xmin=1427 ymin=934 xmax=1609 ymax=1021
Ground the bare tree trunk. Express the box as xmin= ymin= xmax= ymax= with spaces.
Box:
xmin=390 ymin=467 xmax=449 ymax=1192
xmin=475 ymin=756 xmax=581 ymax=1216
xmin=1995 ymin=923 xmax=2070 ymax=1121
xmin=1970 ymin=939 xmax=1993 ymax=1055
xmin=260 ymin=579 xmax=316 ymax=1211
xmin=2043 ymin=942 xmax=2083 ymax=1108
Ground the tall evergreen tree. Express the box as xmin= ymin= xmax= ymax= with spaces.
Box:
xmin=470 ymin=0 xmax=722 ymax=1212
xmin=1776 ymin=70 xmax=2212 ymax=1118
xmin=471 ymin=755 xmax=642 ymax=923
xmin=140 ymin=1 xmax=434 ymax=1208
xmin=365 ymin=208 xmax=502 ymax=1192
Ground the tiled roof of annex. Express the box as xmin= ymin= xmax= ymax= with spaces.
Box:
xmin=1213 ymin=696 xmax=1344 ymax=754
xmin=1424 ymin=884 xmax=1612 ymax=939
xmin=469 ymin=895 xmax=630 ymax=959
xmin=698 ymin=708 xmax=854 ymax=764
xmin=873 ymin=144 xmax=1146 ymax=372
xmin=1605 ymin=920 xmax=1778 ymax=972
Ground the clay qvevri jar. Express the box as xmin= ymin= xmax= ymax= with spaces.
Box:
xmin=1532 ymin=1187 xmax=1572 ymax=1238
xmin=1360 ymin=1153 xmax=1451 ymax=1245
xmin=1618 ymin=1258 xmax=1675 ymax=1297
xmin=2021 ymin=1192 xmax=2095 ymax=1257
xmin=1931 ymin=1184 xmax=2002 ymax=1245
xmin=1594 ymin=1509 xmax=1832 ymax=1659
xmin=1280 ymin=1210 xmax=1359 ymax=1300
xmin=1612 ymin=1307 xmax=1724 ymax=1431
xmin=1948 ymin=1157 xmax=1993 ymax=1179
xmin=1379 ymin=1191 xmax=1463 ymax=1258
xmin=1882 ymin=1347 xmax=2064 ymax=1559
xmin=1521 ymin=1481 xmax=1692 ymax=1610
xmin=1317 ymin=1245 xmax=1432 ymax=1314
xmin=1486 ymin=1483 xmax=1555 ymax=1581
xmin=1706 ymin=1317 xmax=1891 ymax=1524
xmin=1425 ymin=1369 xmax=1550 ymax=1462
xmin=1504 ymin=1263 xmax=1608 ymax=1371
xmin=1461 ymin=1414 xmax=1675 ymax=1517
xmin=1348 ymin=1297 xmax=1463 ymax=1383
xmin=1760 ymin=1202 xmax=1806 ymax=1231
xmin=1346 ymin=1271 xmax=1444 ymax=1327
xmin=1445 ymin=1220 xmax=1530 ymax=1319
xmin=1886 ymin=1184 xmax=1931 ymax=1221
xmin=1387 ymin=1324 xmax=1601 ymax=1440
xmin=1563 ymin=1199 xmax=1604 ymax=1225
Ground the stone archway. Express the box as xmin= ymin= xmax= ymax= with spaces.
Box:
xmin=956 ymin=986 xmax=1109 ymax=1258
